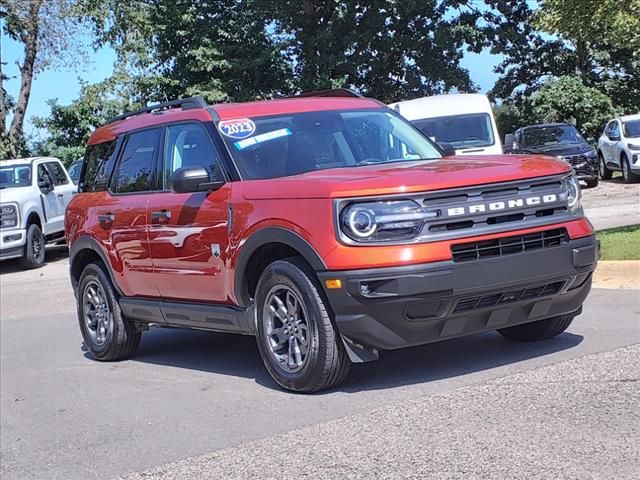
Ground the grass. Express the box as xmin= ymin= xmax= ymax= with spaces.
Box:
xmin=596 ymin=225 xmax=640 ymax=261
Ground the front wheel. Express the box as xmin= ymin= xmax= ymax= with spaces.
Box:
xmin=19 ymin=223 xmax=46 ymax=269
xmin=584 ymin=177 xmax=599 ymax=188
xmin=77 ymin=263 xmax=141 ymax=361
xmin=599 ymin=153 xmax=612 ymax=180
xmin=497 ymin=314 xmax=575 ymax=342
xmin=254 ymin=258 xmax=351 ymax=393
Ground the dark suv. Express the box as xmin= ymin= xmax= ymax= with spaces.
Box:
xmin=505 ymin=123 xmax=599 ymax=188
xmin=66 ymin=93 xmax=598 ymax=392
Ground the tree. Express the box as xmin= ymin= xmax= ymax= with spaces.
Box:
xmin=530 ymin=75 xmax=620 ymax=139
xmin=535 ymin=0 xmax=640 ymax=53
xmin=1 ymin=0 xmax=89 ymax=158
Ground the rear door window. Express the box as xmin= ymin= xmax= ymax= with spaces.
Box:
xmin=45 ymin=162 xmax=69 ymax=186
xmin=80 ymin=141 xmax=118 ymax=192
xmin=113 ymin=129 xmax=161 ymax=193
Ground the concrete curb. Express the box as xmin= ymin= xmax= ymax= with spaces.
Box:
xmin=593 ymin=260 xmax=640 ymax=289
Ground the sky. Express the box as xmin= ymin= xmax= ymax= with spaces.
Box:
xmin=2 ymin=34 xmax=503 ymax=139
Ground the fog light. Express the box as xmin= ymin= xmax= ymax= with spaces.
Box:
xmin=4 ymin=234 xmax=21 ymax=242
xmin=325 ymin=279 xmax=342 ymax=289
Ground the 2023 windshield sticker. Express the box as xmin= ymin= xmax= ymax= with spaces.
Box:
xmin=218 ymin=118 xmax=256 ymax=139
xmin=233 ymin=128 xmax=293 ymax=150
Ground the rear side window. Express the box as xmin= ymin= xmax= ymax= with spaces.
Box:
xmin=45 ymin=162 xmax=69 ymax=185
xmin=80 ymin=141 xmax=118 ymax=192
xmin=113 ymin=129 xmax=161 ymax=193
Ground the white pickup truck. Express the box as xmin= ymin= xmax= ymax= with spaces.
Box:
xmin=0 ymin=157 xmax=76 ymax=268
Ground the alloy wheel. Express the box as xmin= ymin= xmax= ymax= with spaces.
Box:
xmin=262 ymin=285 xmax=310 ymax=373
xmin=83 ymin=280 xmax=112 ymax=345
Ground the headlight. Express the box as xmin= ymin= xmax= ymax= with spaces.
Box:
xmin=628 ymin=144 xmax=640 ymax=151
xmin=340 ymin=200 xmax=437 ymax=242
xmin=0 ymin=204 xmax=18 ymax=228
xmin=563 ymin=176 xmax=581 ymax=214
xmin=586 ymin=150 xmax=598 ymax=159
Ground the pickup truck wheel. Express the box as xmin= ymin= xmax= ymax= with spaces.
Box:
xmin=599 ymin=153 xmax=612 ymax=180
xmin=621 ymin=154 xmax=639 ymax=183
xmin=19 ymin=223 xmax=46 ymax=269
xmin=255 ymin=259 xmax=351 ymax=393
xmin=77 ymin=263 xmax=141 ymax=361
xmin=497 ymin=314 xmax=575 ymax=342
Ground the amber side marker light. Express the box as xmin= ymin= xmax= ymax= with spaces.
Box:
xmin=325 ymin=279 xmax=343 ymax=289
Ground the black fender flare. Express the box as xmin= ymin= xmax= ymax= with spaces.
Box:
xmin=69 ymin=235 xmax=124 ymax=296
xmin=233 ymin=227 xmax=326 ymax=307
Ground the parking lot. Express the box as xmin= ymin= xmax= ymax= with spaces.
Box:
xmin=1 ymin=179 xmax=639 ymax=480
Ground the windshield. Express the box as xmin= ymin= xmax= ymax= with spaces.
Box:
xmin=623 ymin=120 xmax=640 ymax=138
xmin=218 ymin=109 xmax=442 ymax=180
xmin=412 ymin=113 xmax=495 ymax=149
xmin=523 ymin=125 xmax=584 ymax=148
xmin=0 ymin=164 xmax=32 ymax=189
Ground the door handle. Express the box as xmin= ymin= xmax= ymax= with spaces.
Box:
xmin=57 ymin=193 xmax=64 ymax=199
xmin=98 ymin=214 xmax=115 ymax=227
xmin=151 ymin=210 xmax=171 ymax=222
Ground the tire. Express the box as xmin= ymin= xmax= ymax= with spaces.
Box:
xmin=621 ymin=154 xmax=639 ymax=183
xmin=254 ymin=258 xmax=351 ymax=393
xmin=584 ymin=177 xmax=599 ymax=188
xmin=77 ymin=262 xmax=141 ymax=361
xmin=599 ymin=152 xmax=612 ymax=180
xmin=497 ymin=314 xmax=575 ymax=342
xmin=19 ymin=223 xmax=46 ymax=269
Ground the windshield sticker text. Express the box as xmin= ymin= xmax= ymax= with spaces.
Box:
xmin=218 ymin=119 xmax=256 ymax=139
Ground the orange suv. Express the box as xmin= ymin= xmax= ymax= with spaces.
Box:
xmin=66 ymin=91 xmax=599 ymax=392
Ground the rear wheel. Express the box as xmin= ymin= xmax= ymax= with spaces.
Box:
xmin=19 ymin=223 xmax=46 ymax=269
xmin=254 ymin=258 xmax=351 ymax=392
xmin=621 ymin=154 xmax=639 ymax=183
xmin=599 ymin=153 xmax=612 ymax=180
xmin=77 ymin=263 xmax=141 ymax=361
xmin=497 ymin=314 xmax=575 ymax=342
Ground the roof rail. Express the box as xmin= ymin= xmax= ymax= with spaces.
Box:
xmin=291 ymin=88 xmax=362 ymax=99
xmin=107 ymin=96 xmax=208 ymax=124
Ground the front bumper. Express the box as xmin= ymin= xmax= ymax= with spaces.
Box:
xmin=0 ymin=228 xmax=26 ymax=261
xmin=571 ymin=161 xmax=598 ymax=179
xmin=318 ymin=235 xmax=598 ymax=351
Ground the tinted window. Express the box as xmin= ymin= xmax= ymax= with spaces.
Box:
xmin=219 ymin=109 xmax=441 ymax=180
xmin=413 ymin=113 xmax=495 ymax=149
xmin=81 ymin=141 xmax=118 ymax=192
xmin=609 ymin=122 xmax=620 ymax=137
xmin=164 ymin=123 xmax=222 ymax=189
xmin=67 ymin=160 xmax=81 ymax=182
xmin=37 ymin=164 xmax=53 ymax=187
xmin=114 ymin=129 xmax=161 ymax=193
xmin=46 ymin=162 xmax=69 ymax=185
xmin=623 ymin=120 xmax=640 ymax=138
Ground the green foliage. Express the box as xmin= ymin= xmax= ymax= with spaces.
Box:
xmin=530 ymin=76 xmax=620 ymax=140
xmin=535 ymin=0 xmax=640 ymax=52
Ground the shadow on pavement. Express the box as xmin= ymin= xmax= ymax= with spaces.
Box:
xmin=115 ymin=325 xmax=583 ymax=393
xmin=0 ymin=245 xmax=68 ymax=275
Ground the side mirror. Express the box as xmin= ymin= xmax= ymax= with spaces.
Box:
xmin=504 ymin=133 xmax=514 ymax=152
xmin=438 ymin=142 xmax=456 ymax=157
xmin=38 ymin=176 xmax=53 ymax=194
xmin=587 ymin=137 xmax=595 ymax=144
xmin=171 ymin=167 xmax=224 ymax=193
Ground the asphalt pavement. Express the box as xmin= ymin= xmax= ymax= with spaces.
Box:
xmin=1 ymin=250 xmax=639 ymax=480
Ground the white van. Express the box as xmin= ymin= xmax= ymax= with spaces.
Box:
xmin=389 ymin=93 xmax=502 ymax=155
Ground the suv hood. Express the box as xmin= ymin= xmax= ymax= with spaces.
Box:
xmin=242 ymin=154 xmax=572 ymax=200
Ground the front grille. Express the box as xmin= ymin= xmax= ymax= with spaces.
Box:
xmin=563 ymin=154 xmax=587 ymax=165
xmin=451 ymin=228 xmax=568 ymax=262
xmin=453 ymin=280 xmax=565 ymax=313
